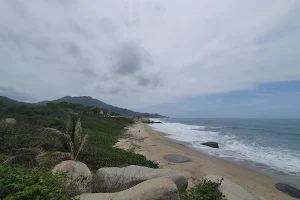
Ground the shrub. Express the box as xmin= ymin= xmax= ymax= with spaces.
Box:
xmin=0 ymin=165 xmax=73 ymax=200
xmin=180 ymin=179 xmax=226 ymax=200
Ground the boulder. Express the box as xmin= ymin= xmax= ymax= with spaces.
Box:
xmin=274 ymin=182 xmax=300 ymax=199
xmin=36 ymin=151 xmax=72 ymax=167
xmin=76 ymin=176 xmax=179 ymax=200
xmin=202 ymin=142 xmax=219 ymax=148
xmin=95 ymin=165 xmax=188 ymax=192
xmin=1 ymin=118 xmax=16 ymax=126
xmin=52 ymin=160 xmax=92 ymax=196
xmin=164 ymin=154 xmax=191 ymax=163
xmin=204 ymin=175 xmax=258 ymax=200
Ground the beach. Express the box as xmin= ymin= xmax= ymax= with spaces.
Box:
xmin=115 ymin=122 xmax=299 ymax=200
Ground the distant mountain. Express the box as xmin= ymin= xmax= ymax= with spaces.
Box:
xmin=0 ymin=96 xmax=28 ymax=105
xmin=37 ymin=96 xmax=167 ymax=118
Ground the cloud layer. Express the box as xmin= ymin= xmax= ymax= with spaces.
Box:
xmin=0 ymin=0 xmax=300 ymax=109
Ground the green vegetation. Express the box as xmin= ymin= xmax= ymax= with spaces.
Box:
xmin=0 ymin=165 xmax=73 ymax=200
xmin=0 ymin=100 xmax=158 ymax=199
xmin=79 ymin=117 xmax=158 ymax=170
xmin=180 ymin=179 xmax=226 ymax=200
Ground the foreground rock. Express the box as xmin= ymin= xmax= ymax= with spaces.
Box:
xmin=164 ymin=154 xmax=191 ymax=163
xmin=52 ymin=160 xmax=92 ymax=196
xmin=95 ymin=165 xmax=188 ymax=192
xmin=0 ymin=118 xmax=16 ymax=126
xmin=274 ymin=182 xmax=300 ymax=199
xmin=202 ymin=142 xmax=219 ymax=148
xmin=77 ymin=176 xmax=179 ymax=200
xmin=205 ymin=175 xmax=263 ymax=200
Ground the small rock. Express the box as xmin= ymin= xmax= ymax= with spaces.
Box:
xmin=274 ymin=182 xmax=300 ymax=199
xmin=205 ymin=174 xmax=258 ymax=200
xmin=202 ymin=142 xmax=219 ymax=148
xmin=76 ymin=176 xmax=179 ymax=200
xmin=52 ymin=160 xmax=92 ymax=197
xmin=164 ymin=154 xmax=191 ymax=163
xmin=95 ymin=165 xmax=188 ymax=192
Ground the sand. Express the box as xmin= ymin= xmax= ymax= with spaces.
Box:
xmin=115 ymin=122 xmax=299 ymax=200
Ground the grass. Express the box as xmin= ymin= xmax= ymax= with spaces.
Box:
xmin=78 ymin=117 xmax=158 ymax=170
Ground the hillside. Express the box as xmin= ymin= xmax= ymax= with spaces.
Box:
xmin=0 ymin=96 xmax=28 ymax=105
xmin=40 ymin=96 xmax=166 ymax=118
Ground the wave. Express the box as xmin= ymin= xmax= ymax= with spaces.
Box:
xmin=149 ymin=120 xmax=300 ymax=177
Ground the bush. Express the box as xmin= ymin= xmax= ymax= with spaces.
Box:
xmin=0 ymin=165 xmax=73 ymax=200
xmin=78 ymin=117 xmax=158 ymax=170
xmin=180 ymin=179 xmax=226 ymax=200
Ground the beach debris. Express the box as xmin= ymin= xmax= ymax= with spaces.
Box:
xmin=52 ymin=160 xmax=93 ymax=197
xmin=164 ymin=154 xmax=191 ymax=163
xmin=76 ymin=177 xmax=179 ymax=200
xmin=205 ymin=174 xmax=259 ymax=200
xmin=202 ymin=142 xmax=219 ymax=148
xmin=274 ymin=182 xmax=300 ymax=199
xmin=94 ymin=165 xmax=188 ymax=192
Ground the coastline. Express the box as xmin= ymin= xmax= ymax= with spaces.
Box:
xmin=115 ymin=122 xmax=298 ymax=200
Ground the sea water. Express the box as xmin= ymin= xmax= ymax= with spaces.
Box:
xmin=149 ymin=118 xmax=300 ymax=187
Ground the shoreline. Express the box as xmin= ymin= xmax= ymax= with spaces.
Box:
xmin=115 ymin=122 xmax=298 ymax=200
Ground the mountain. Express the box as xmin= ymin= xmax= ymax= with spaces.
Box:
xmin=0 ymin=96 xmax=28 ymax=105
xmin=38 ymin=96 xmax=167 ymax=118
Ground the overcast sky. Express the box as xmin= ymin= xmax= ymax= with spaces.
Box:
xmin=1 ymin=0 xmax=300 ymax=117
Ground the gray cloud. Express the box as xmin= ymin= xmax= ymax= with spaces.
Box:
xmin=0 ymin=0 xmax=299 ymax=110
xmin=136 ymin=75 xmax=161 ymax=87
xmin=62 ymin=42 xmax=81 ymax=57
xmin=80 ymin=67 xmax=97 ymax=78
xmin=110 ymin=41 xmax=153 ymax=75
xmin=99 ymin=18 xmax=116 ymax=35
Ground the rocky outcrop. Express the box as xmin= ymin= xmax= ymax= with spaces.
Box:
xmin=205 ymin=175 xmax=262 ymax=200
xmin=0 ymin=118 xmax=16 ymax=126
xmin=274 ymin=182 xmax=300 ymax=199
xmin=95 ymin=165 xmax=188 ymax=192
xmin=52 ymin=160 xmax=92 ymax=196
xmin=164 ymin=154 xmax=191 ymax=163
xmin=76 ymin=176 xmax=179 ymax=200
xmin=36 ymin=151 xmax=72 ymax=167
xmin=202 ymin=142 xmax=219 ymax=148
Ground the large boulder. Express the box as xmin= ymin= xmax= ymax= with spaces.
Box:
xmin=52 ymin=160 xmax=93 ymax=196
xmin=76 ymin=176 xmax=179 ymax=200
xmin=204 ymin=175 xmax=261 ymax=200
xmin=95 ymin=165 xmax=188 ymax=192
xmin=202 ymin=142 xmax=219 ymax=148
xmin=36 ymin=151 xmax=72 ymax=167
xmin=1 ymin=118 xmax=16 ymax=126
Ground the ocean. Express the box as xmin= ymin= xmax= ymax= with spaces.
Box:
xmin=149 ymin=118 xmax=300 ymax=187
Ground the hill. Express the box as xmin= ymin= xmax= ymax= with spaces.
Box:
xmin=39 ymin=96 xmax=166 ymax=118
xmin=0 ymin=96 xmax=28 ymax=105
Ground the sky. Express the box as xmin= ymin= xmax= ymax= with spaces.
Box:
xmin=0 ymin=0 xmax=300 ymax=118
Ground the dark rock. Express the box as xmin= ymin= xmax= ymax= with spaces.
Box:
xmin=164 ymin=154 xmax=191 ymax=163
xmin=202 ymin=142 xmax=219 ymax=148
xmin=274 ymin=182 xmax=300 ymax=199
xmin=147 ymin=121 xmax=162 ymax=124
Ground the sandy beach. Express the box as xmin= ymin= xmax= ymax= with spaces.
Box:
xmin=115 ymin=122 xmax=299 ymax=200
